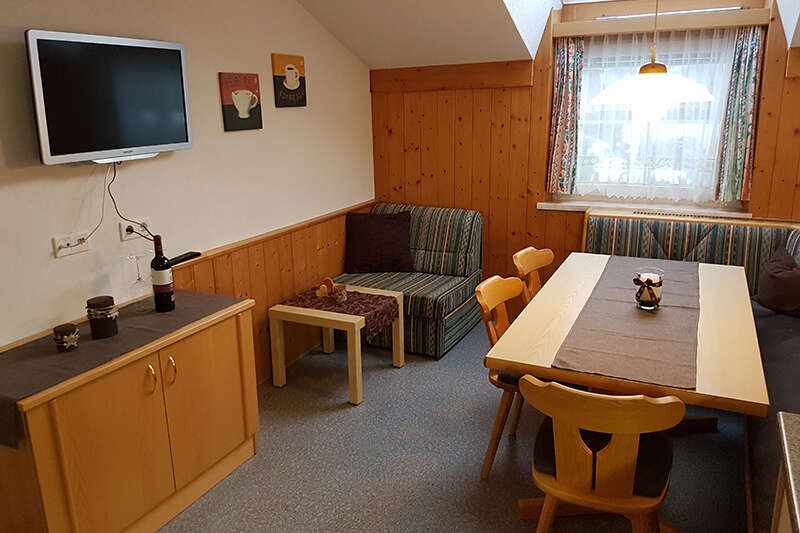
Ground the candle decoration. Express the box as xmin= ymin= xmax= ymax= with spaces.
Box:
xmin=634 ymin=268 xmax=664 ymax=311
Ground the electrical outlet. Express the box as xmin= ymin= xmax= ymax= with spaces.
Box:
xmin=119 ymin=218 xmax=152 ymax=241
xmin=52 ymin=232 xmax=90 ymax=258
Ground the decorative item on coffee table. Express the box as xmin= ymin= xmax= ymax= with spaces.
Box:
xmin=315 ymin=277 xmax=348 ymax=302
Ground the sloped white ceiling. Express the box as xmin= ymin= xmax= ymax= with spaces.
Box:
xmin=776 ymin=0 xmax=800 ymax=47
xmin=297 ymin=0 xmax=555 ymax=68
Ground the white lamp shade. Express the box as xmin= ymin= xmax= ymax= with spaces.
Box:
xmin=592 ymin=72 xmax=714 ymax=106
xmin=591 ymin=72 xmax=714 ymax=123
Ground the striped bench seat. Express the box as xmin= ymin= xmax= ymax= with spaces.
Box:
xmin=337 ymin=203 xmax=483 ymax=359
xmin=584 ymin=209 xmax=800 ymax=295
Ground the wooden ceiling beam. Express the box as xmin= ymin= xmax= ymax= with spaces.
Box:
xmin=553 ymin=7 xmax=771 ymax=37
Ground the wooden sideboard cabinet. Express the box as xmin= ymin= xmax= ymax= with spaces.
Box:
xmin=0 ymin=297 xmax=259 ymax=532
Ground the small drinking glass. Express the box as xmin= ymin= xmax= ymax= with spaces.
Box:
xmin=634 ymin=267 xmax=664 ymax=311
xmin=125 ymin=251 xmax=154 ymax=287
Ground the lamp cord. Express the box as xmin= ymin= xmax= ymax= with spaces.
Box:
xmin=651 ymin=0 xmax=660 ymax=64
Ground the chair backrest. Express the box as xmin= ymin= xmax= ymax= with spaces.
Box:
xmin=512 ymin=247 xmax=555 ymax=304
xmin=475 ymin=275 xmax=524 ymax=346
xmin=519 ymin=375 xmax=685 ymax=498
xmin=371 ymin=203 xmax=483 ymax=277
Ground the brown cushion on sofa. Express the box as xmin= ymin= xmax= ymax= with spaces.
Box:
xmin=345 ymin=212 xmax=413 ymax=273
xmin=757 ymin=246 xmax=800 ymax=318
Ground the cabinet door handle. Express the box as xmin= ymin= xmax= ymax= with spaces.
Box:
xmin=167 ymin=356 xmax=178 ymax=384
xmin=147 ymin=364 xmax=158 ymax=394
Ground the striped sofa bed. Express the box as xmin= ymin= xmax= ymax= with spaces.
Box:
xmin=337 ymin=203 xmax=483 ymax=359
xmin=583 ymin=208 xmax=800 ymax=531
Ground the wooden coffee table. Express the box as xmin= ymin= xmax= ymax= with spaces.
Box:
xmin=269 ymin=285 xmax=404 ymax=405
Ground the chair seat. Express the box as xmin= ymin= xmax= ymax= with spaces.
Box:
xmin=533 ymin=417 xmax=673 ymax=498
xmin=497 ymin=371 xmax=523 ymax=386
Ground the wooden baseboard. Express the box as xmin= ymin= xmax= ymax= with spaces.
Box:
xmin=127 ymin=436 xmax=256 ymax=532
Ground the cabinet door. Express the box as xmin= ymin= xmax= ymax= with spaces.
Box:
xmin=49 ymin=353 xmax=174 ymax=532
xmin=159 ymin=317 xmax=247 ymax=488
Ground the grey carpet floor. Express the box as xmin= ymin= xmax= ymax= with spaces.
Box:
xmin=163 ymin=324 xmax=746 ymax=533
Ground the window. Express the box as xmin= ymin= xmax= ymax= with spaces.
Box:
xmin=571 ymin=29 xmax=737 ymax=204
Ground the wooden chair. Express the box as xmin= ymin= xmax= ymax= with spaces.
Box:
xmin=518 ymin=375 xmax=685 ymax=533
xmin=512 ymin=246 xmax=555 ymax=304
xmin=475 ymin=275 xmax=526 ymax=479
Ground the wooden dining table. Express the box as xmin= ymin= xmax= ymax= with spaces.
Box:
xmin=484 ymin=252 xmax=769 ymax=418
xmin=485 ymin=252 xmax=770 ymax=523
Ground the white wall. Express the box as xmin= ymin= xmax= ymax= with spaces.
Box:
xmin=0 ymin=0 xmax=374 ymax=345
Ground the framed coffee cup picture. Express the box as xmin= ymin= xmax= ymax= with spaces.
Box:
xmin=271 ymin=53 xmax=307 ymax=108
xmin=218 ymin=72 xmax=263 ymax=131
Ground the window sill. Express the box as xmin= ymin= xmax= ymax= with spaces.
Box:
xmin=537 ymin=200 xmax=753 ymax=220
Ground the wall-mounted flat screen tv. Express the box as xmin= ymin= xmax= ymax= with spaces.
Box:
xmin=26 ymin=30 xmax=192 ymax=165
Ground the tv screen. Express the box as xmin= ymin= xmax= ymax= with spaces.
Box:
xmin=26 ymin=30 xmax=192 ymax=165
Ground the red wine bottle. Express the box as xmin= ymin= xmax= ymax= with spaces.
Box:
xmin=151 ymin=234 xmax=176 ymax=312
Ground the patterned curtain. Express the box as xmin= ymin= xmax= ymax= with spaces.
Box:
xmin=547 ymin=37 xmax=585 ymax=194
xmin=716 ymin=26 xmax=766 ymax=203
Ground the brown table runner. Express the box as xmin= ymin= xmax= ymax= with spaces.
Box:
xmin=0 ymin=291 xmax=243 ymax=449
xmin=552 ymin=256 xmax=700 ymax=389
xmin=283 ymin=289 xmax=399 ymax=340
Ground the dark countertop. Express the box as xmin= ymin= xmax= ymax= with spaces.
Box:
xmin=778 ymin=411 xmax=800 ymax=531
xmin=0 ymin=291 xmax=246 ymax=448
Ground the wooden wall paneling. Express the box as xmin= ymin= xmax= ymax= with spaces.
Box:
xmin=372 ymin=93 xmax=390 ymax=202
xmin=770 ymin=80 xmax=800 ymax=216
xmin=286 ymin=228 xmax=319 ymax=365
xmin=527 ymin=13 xmax=555 ymax=250
xmin=247 ymin=244 xmax=270 ymax=383
xmin=263 ymin=239 xmax=282 ymax=307
xmin=386 ymin=92 xmax=406 ymax=203
xmin=453 ymin=89 xmax=474 ymax=209
xmin=370 ymin=60 xmax=534 ymax=93
xmin=769 ymin=76 xmax=800 ymax=219
xmin=276 ymin=234 xmax=295 ymax=301
xmin=788 ymin=48 xmax=800 ymax=78
xmin=750 ymin=7 xmax=787 ymax=216
xmin=403 ymin=92 xmax=423 ymax=204
xmin=420 ymin=91 xmax=439 ymax=202
xmin=212 ymin=254 xmax=235 ymax=296
xmin=330 ymin=215 xmax=346 ymax=276
xmin=317 ymin=219 xmax=335 ymax=279
xmin=471 ymin=88 xmax=493 ymax=274
xmin=488 ymin=88 xmax=512 ymax=277
xmin=262 ymin=238 xmax=282 ymax=380
xmin=565 ymin=211 xmax=584 ymax=257
xmin=544 ymin=211 xmax=568 ymax=280
xmin=436 ymin=90 xmax=456 ymax=207
xmin=306 ymin=225 xmax=322 ymax=289
xmin=192 ymin=260 xmax=216 ymax=295
xmin=173 ymin=268 xmax=195 ymax=291
xmin=508 ymin=87 xmax=532 ymax=274
xmin=230 ymin=248 xmax=252 ymax=299
xmin=290 ymin=229 xmax=309 ymax=295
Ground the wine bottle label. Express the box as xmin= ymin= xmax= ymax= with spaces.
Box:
xmin=151 ymin=269 xmax=173 ymax=286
